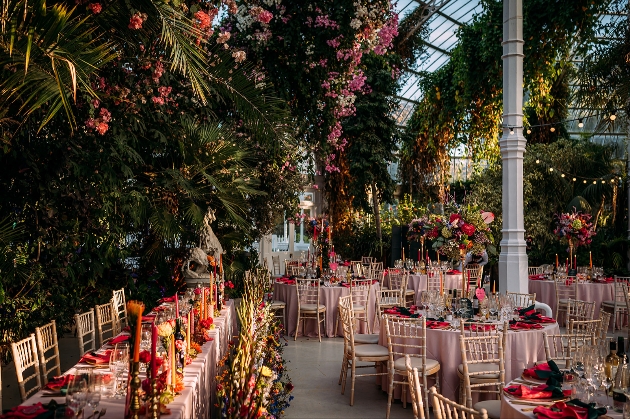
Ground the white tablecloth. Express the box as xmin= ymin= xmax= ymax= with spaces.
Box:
xmin=19 ymin=300 xmax=237 ymax=419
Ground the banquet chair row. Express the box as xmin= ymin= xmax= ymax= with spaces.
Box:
xmin=10 ymin=320 xmax=61 ymax=402
xmin=600 ymin=276 xmax=630 ymax=332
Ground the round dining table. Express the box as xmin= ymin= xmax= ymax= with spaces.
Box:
xmin=273 ymin=281 xmax=380 ymax=338
xmin=528 ymin=279 xmax=614 ymax=318
xmin=377 ymin=320 xmax=560 ymax=401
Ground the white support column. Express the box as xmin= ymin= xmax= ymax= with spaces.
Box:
xmin=499 ymin=0 xmax=528 ymax=293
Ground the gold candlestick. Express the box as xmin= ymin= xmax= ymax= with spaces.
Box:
xmin=460 ymin=248 xmax=466 ymax=295
xmin=129 ymin=361 xmax=141 ymax=419
xmin=148 ymin=369 xmax=160 ymax=419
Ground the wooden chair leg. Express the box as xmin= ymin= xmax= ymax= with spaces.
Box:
xmin=386 ymin=364 xmax=394 ymax=419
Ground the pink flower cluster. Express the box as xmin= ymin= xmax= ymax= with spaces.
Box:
xmin=88 ymin=3 xmax=102 ymax=14
xmin=151 ymin=86 xmax=172 ymax=106
xmin=152 ymin=61 xmax=164 ymax=82
xmin=85 ymin=105 xmax=112 ymax=136
xmin=374 ymin=14 xmax=398 ymax=55
xmin=128 ymin=12 xmax=147 ymax=30
xmin=324 ymin=154 xmax=340 ymax=173
xmin=314 ymin=15 xmax=339 ymax=30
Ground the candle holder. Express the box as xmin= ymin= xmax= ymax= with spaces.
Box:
xmin=460 ymin=248 xmax=467 ymax=295
xmin=568 ymin=240 xmax=577 ymax=277
xmin=129 ymin=361 xmax=142 ymax=419
xmin=148 ymin=372 xmax=160 ymax=419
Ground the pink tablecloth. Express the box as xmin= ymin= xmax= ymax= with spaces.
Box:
xmin=273 ymin=282 xmax=379 ymax=338
xmin=407 ymin=274 xmax=462 ymax=302
xmin=378 ymin=321 xmax=559 ymax=401
xmin=528 ymin=279 xmax=614 ymax=318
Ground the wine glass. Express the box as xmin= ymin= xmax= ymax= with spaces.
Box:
xmin=66 ymin=372 xmax=88 ymax=417
xmin=110 ymin=343 xmax=129 ymax=398
xmin=87 ymin=373 xmax=103 ymax=414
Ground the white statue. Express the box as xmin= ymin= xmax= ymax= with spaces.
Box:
xmin=182 ymin=208 xmax=224 ymax=285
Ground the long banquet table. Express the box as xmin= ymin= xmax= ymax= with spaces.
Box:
xmin=528 ymin=278 xmax=614 ymax=318
xmin=19 ymin=300 xmax=238 ymax=419
xmin=273 ymin=281 xmax=379 ymax=338
xmin=377 ymin=320 xmax=560 ymax=401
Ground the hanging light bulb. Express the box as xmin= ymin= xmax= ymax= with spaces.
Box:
xmin=561 ymin=174 xmax=565 ymax=178
xmin=578 ymin=119 xmax=584 ymax=128
xmin=526 ymin=128 xmax=532 ymax=134
xmin=593 ymin=180 xmax=597 ymax=184
xmin=602 ymin=180 xmax=606 ymax=184
xmin=610 ymin=111 xmax=617 ymax=121
xmin=535 ymin=159 xmax=540 ymax=164
xmin=572 ymin=178 xmax=576 ymax=181
xmin=583 ymin=180 xmax=587 ymax=183
xmin=549 ymin=168 xmax=554 ymax=172
xmin=550 ymin=127 xmax=556 ymax=133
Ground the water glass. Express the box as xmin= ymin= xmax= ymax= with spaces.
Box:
xmin=110 ymin=343 xmax=129 ymax=398
xmin=66 ymin=372 xmax=89 ymax=417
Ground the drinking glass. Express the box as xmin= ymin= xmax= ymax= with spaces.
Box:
xmin=87 ymin=373 xmax=104 ymax=413
xmin=66 ymin=372 xmax=88 ymax=417
xmin=110 ymin=343 xmax=129 ymax=398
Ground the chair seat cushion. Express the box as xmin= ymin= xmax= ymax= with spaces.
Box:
xmin=601 ymin=300 xmax=627 ymax=307
xmin=353 ymin=344 xmax=389 ymax=358
xmin=394 ymin=356 xmax=440 ymax=374
xmin=270 ymin=300 xmax=286 ymax=308
xmin=354 ymin=334 xmax=379 ymax=344
xmin=405 ymin=290 xmax=415 ymax=295
xmin=474 ymin=400 xmax=501 ymax=419
xmin=457 ymin=363 xmax=500 ymax=379
xmin=300 ymin=303 xmax=326 ymax=312
xmin=352 ymin=304 xmax=366 ymax=312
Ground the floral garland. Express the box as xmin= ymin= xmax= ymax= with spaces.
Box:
xmin=304 ymin=215 xmax=330 ymax=243
xmin=427 ymin=207 xmax=495 ymax=260
xmin=554 ymin=210 xmax=595 ymax=247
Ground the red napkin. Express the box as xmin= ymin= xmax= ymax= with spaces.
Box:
xmin=341 ymin=283 xmax=351 ymax=288
xmin=446 ymin=270 xmax=461 ymax=274
xmin=160 ymin=296 xmax=176 ymax=303
xmin=153 ymin=306 xmax=166 ymax=312
xmin=142 ymin=315 xmax=155 ymax=322
xmin=531 ymin=316 xmax=556 ymax=323
xmin=523 ymin=363 xmax=552 ymax=379
xmin=529 ymin=274 xmax=546 ymax=280
xmin=383 ymin=308 xmax=399 ymax=314
xmin=605 ymin=277 xmax=614 ymax=283
xmin=79 ymin=350 xmax=112 ymax=365
xmin=0 ymin=403 xmax=48 ymax=418
xmin=45 ymin=375 xmax=73 ymax=391
xmin=533 ymin=401 xmax=590 ymax=419
xmin=426 ymin=321 xmax=451 ymax=329
xmin=510 ymin=321 xmax=543 ymax=330
xmin=504 ymin=384 xmax=570 ymax=399
xmin=110 ymin=334 xmax=130 ymax=344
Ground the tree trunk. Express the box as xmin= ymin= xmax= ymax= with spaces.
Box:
xmin=371 ymin=182 xmax=382 ymax=243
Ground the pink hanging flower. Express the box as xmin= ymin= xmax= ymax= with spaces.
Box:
xmin=128 ymin=12 xmax=146 ymax=30
xmin=88 ymin=3 xmax=102 ymax=14
xmin=257 ymin=10 xmax=273 ymax=24
xmin=96 ymin=122 xmax=109 ymax=135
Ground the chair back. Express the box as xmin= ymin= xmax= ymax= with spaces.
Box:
xmin=288 ymin=265 xmax=301 ymax=276
xmin=376 ymin=289 xmax=403 ymax=318
xmin=429 ymin=386 xmax=488 ymax=419
xmin=296 ymin=278 xmax=321 ymax=307
xmin=75 ymin=309 xmax=96 ymax=356
xmin=598 ymin=310 xmax=612 ymax=339
xmin=465 ymin=264 xmax=483 ymax=291
xmin=405 ymin=355 xmax=425 ymax=419
xmin=568 ymin=319 xmax=601 ymax=342
xmin=350 ymin=279 xmax=371 ymax=308
xmin=112 ymin=287 xmax=128 ymax=329
xmin=459 ymin=327 xmax=506 ymax=408
xmin=426 ymin=268 xmax=443 ymax=292
xmin=554 ymin=276 xmax=578 ymax=303
xmin=384 ymin=316 xmax=427 ymax=369
xmin=34 ymin=320 xmax=61 ymax=385
xmin=388 ymin=271 xmax=407 ymax=294
xmin=338 ymin=295 xmax=356 ymax=351
xmin=371 ymin=262 xmax=384 ymax=272
xmin=372 ymin=269 xmax=385 ymax=287
xmin=350 ymin=261 xmax=363 ymax=276
xmin=506 ymin=292 xmax=536 ymax=308
xmin=361 ymin=256 xmax=373 ymax=265
xmin=95 ymin=301 xmax=118 ymax=347
xmin=566 ymin=299 xmax=596 ymax=326
xmin=11 ymin=334 xmax=42 ymax=401
xmin=543 ymin=332 xmax=593 ymax=369
xmin=271 ymin=255 xmax=281 ymax=275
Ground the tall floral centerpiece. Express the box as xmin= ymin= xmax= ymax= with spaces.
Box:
xmin=305 ymin=215 xmax=331 ymax=271
xmin=426 ymin=206 xmax=494 ymax=294
xmin=554 ymin=211 xmax=595 ymax=272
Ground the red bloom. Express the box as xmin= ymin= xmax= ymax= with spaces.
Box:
xmin=449 ymin=214 xmax=461 ymax=223
xmin=139 ymin=350 xmax=151 ymax=364
xmin=460 ymin=223 xmax=476 ymax=236
xmin=257 ymin=10 xmax=273 ymax=24
xmin=88 ymin=3 xmax=102 ymax=14
xmin=96 ymin=122 xmax=109 ymax=135
xmin=128 ymin=13 xmax=145 ymax=30
xmin=195 ymin=10 xmax=211 ymax=29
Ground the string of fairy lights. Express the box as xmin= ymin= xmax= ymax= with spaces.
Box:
xmin=502 ymin=110 xmax=624 ymax=186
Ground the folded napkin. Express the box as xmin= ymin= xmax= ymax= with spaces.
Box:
xmin=446 ymin=270 xmax=461 ymax=275
xmin=510 ymin=320 xmax=543 ymax=330
xmin=518 ymin=305 xmax=536 ymax=316
xmin=504 ymin=383 xmax=570 ymax=399
xmin=383 ymin=306 xmax=420 ymax=318
xmin=45 ymin=375 xmax=73 ymax=391
xmin=523 ymin=360 xmax=563 ymax=381
xmin=142 ymin=315 xmax=156 ymax=322
xmin=528 ymin=274 xmax=546 ymax=280
xmin=521 ymin=312 xmax=556 ymax=323
xmin=604 ymin=277 xmax=614 ymax=282
xmin=341 ymin=283 xmax=351 ymax=288
xmin=79 ymin=350 xmax=112 ymax=365
xmin=533 ymin=400 xmax=607 ymax=419
xmin=0 ymin=403 xmax=48 ymax=419
xmin=426 ymin=320 xmax=451 ymax=329
xmin=110 ymin=334 xmax=130 ymax=345
xmin=160 ymin=296 xmax=176 ymax=303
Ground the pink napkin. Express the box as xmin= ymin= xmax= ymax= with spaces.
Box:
xmin=142 ymin=315 xmax=156 ymax=322
xmin=341 ymin=283 xmax=351 ymax=288
xmin=0 ymin=403 xmax=48 ymax=418
xmin=464 ymin=324 xmax=496 ymax=332
xmin=110 ymin=334 xmax=130 ymax=344
xmin=426 ymin=320 xmax=451 ymax=329
xmin=533 ymin=401 xmax=591 ymax=419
